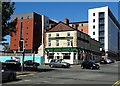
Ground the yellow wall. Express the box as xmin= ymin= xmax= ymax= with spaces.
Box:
xmin=46 ymin=31 xmax=77 ymax=48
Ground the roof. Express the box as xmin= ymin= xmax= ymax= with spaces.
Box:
xmin=46 ymin=21 xmax=75 ymax=32
xmin=46 ymin=21 xmax=90 ymax=37
xmin=69 ymin=21 xmax=88 ymax=24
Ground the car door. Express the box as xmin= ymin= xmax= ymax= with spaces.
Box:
xmin=2 ymin=70 xmax=9 ymax=81
xmin=55 ymin=60 xmax=61 ymax=67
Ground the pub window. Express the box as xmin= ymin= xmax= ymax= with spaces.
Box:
xmin=48 ymin=34 xmax=51 ymax=38
xmin=67 ymin=32 xmax=70 ymax=37
xmin=63 ymin=53 xmax=70 ymax=59
xmin=48 ymin=40 xmax=51 ymax=46
xmin=67 ymin=39 xmax=70 ymax=46
xmin=56 ymin=40 xmax=59 ymax=46
xmin=56 ymin=33 xmax=59 ymax=37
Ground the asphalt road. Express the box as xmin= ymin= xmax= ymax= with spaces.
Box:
xmin=3 ymin=61 xmax=119 ymax=85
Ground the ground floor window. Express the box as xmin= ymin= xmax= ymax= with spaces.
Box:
xmin=63 ymin=53 xmax=70 ymax=59
xmin=48 ymin=53 xmax=54 ymax=59
xmin=74 ymin=53 xmax=76 ymax=60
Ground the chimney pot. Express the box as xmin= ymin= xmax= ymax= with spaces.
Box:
xmin=64 ymin=18 xmax=69 ymax=25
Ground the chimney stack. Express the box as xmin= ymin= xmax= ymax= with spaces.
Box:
xmin=64 ymin=18 xmax=69 ymax=25
xmin=73 ymin=24 xmax=77 ymax=29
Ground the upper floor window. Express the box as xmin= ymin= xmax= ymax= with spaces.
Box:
xmin=21 ymin=17 xmax=23 ymax=20
xmin=81 ymin=29 xmax=83 ymax=32
xmin=27 ymin=16 xmax=29 ymax=19
xmin=67 ymin=32 xmax=70 ymax=37
xmin=56 ymin=40 xmax=59 ymax=46
xmin=99 ymin=12 xmax=105 ymax=18
xmin=93 ymin=19 xmax=95 ymax=22
xmin=48 ymin=34 xmax=51 ymax=38
xmin=48 ymin=40 xmax=51 ymax=46
xmin=81 ymin=24 xmax=83 ymax=26
xmin=67 ymin=39 xmax=70 ymax=46
xmin=93 ymin=13 xmax=95 ymax=16
xmin=93 ymin=25 xmax=95 ymax=29
xmin=56 ymin=33 xmax=59 ymax=37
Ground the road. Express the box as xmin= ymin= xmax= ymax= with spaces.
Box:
xmin=3 ymin=61 xmax=119 ymax=85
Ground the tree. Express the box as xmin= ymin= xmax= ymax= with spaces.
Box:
xmin=2 ymin=2 xmax=17 ymax=41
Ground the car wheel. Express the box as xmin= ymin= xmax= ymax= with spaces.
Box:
xmin=90 ymin=67 xmax=93 ymax=70
xmin=50 ymin=64 xmax=54 ymax=68
xmin=62 ymin=65 xmax=65 ymax=68
xmin=8 ymin=74 xmax=15 ymax=81
xmin=33 ymin=64 xmax=37 ymax=68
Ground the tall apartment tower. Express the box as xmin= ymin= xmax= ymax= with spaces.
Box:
xmin=88 ymin=6 xmax=120 ymax=59
xmin=10 ymin=12 xmax=42 ymax=53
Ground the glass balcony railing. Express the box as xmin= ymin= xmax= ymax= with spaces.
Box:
xmin=99 ymin=21 xmax=104 ymax=25
xmin=99 ymin=28 xmax=104 ymax=31
xmin=99 ymin=15 xmax=104 ymax=18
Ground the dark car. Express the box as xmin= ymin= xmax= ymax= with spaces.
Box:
xmin=2 ymin=66 xmax=16 ymax=81
xmin=100 ymin=58 xmax=115 ymax=64
xmin=5 ymin=60 xmax=20 ymax=64
xmin=24 ymin=60 xmax=39 ymax=68
xmin=81 ymin=60 xmax=100 ymax=70
xmin=49 ymin=59 xmax=70 ymax=68
xmin=2 ymin=60 xmax=21 ymax=71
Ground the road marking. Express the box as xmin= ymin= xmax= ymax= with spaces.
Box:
xmin=24 ymin=80 xmax=31 ymax=82
xmin=112 ymin=80 xmax=120 ymax=86
xmin=17 ymin=73 xmax=35 ymax=77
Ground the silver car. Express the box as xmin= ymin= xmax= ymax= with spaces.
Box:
xmin=2 ymin=68 xmax=16 ymax=81
xmin=49 ymin=59 xmax=70 ymax=68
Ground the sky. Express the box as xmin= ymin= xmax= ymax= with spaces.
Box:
xmin=3 ymin=2 xmax=119 ymax=48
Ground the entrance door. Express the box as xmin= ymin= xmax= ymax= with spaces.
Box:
xmin=57 ymin=56 xmax=59 ymax=59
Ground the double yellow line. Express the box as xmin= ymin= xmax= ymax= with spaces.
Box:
xmin=112 ymin=80 xmax=120 ymax=86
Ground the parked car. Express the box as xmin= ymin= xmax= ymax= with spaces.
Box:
xmin=100 ymin=58 xmax=115 ymax=64
xmin=24 ymin=60 xmax=39 ymax=68
xmin=2 ymin=60 xmax=21 ymax=71
xmin=2 ymin=66 xmax=16 ymax=81
xmin=81 ymin=60 xmax=100 ymax=70
xmin=49 ymin=59 xmax=70 ymax=68
xmin=5 ymin=60 xmax=20 ymax=64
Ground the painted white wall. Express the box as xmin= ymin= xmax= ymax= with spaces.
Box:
xmin=88 ymin=6 xmax=119 ymax=55
xmin=88 ymin=6 xmax=108 ymax=41
xmin=42 ymin=15 xmax=49 ymax=44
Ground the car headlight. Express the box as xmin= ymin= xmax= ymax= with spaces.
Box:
xmin=93 ymin=64 xmax=96 ymax=66
xmin=64 ymin=64 xmax=67 ymax=65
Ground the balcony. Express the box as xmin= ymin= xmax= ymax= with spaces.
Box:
xmin=99 ymin=28 xmax=104 ymax=31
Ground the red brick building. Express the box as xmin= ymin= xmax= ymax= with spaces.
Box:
xmin=10 ymin=12 xmax=42 ymax=53
xmin=69 ymin=21 xmax=88 ymax=35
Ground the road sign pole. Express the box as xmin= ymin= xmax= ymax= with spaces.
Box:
xmin=21 ymin=51 xmax=25 ymax=73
